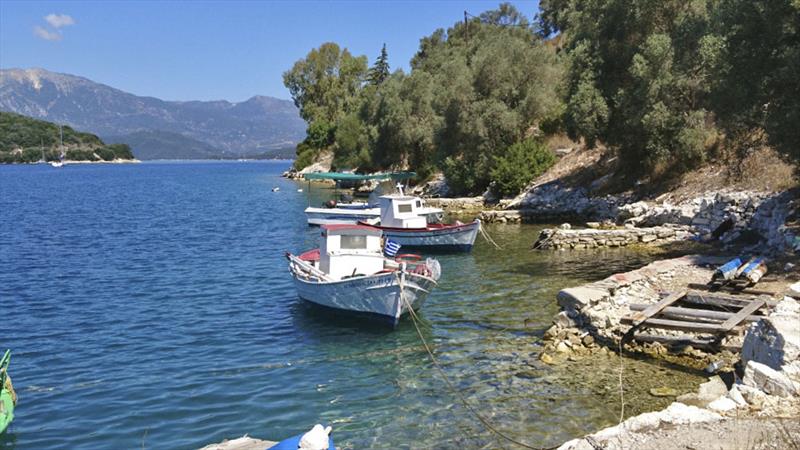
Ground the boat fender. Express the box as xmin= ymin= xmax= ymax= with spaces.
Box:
xmin=298 ymin=424 xmax=332 ymax=450
xmin=426 ymin=258 xmax=442 ymax=281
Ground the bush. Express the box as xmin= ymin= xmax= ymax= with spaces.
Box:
xmin=66 ymin=149 xmax=97 ymax=161
xmin=96 ymin=147 xmax=116 ymax=161
xmin=490 ymin=139 xmax=556 ymax=197
xmin=304 ymin=120 xmax=335 ymax=149
xmin=108 ymin=143 xmax=134 ymax=160
xmin=442 ymin=157 xmax=480 ymax=196
xmin=293 ymin=147 xmax=317 ymax=170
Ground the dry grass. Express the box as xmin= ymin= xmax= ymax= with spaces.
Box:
xmin=534 ymin=139 xmax=797 ymax=201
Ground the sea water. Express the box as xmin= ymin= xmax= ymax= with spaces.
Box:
xmin=0 ymin=162 xmax=703 ymax=449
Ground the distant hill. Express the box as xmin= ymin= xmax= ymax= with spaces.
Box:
xmin=0 ymin=68 xmax=305 ymax=159
xmin=0 ymin=111 xmax=134 ymax=163
xmin=104 ymin=130 xmax=220 ymax=160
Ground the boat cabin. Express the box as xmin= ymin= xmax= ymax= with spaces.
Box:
xmin=320 ymin=225 xmax=384 ymax=280
xmin=379 ymin=195 xmax=427 ymax=229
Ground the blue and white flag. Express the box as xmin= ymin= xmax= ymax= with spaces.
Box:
xmin=384 ymin=240 xmax=401 ymax=257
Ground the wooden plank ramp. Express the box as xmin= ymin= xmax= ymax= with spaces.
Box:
xmin=627 ymin=291 xmax=686 ymax=327
xmin=622 ymin=290 xmax=772 ymax=352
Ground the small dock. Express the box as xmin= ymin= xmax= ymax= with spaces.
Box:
xmin=621 ymin=290 xmax=775 ymax=352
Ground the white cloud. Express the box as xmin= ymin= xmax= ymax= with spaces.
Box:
xmin=33 ymin=26 xmax=62 ymax=41
xmin=44 ymin=14 xmax=75 ymax=29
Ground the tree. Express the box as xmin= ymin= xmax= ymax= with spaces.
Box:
xmin=368 ymin=44 xmax=390 ymax=85
xmin=491 ymin=139 xmax=556 ymax=197
xmin=283 ymin=42 xmax=368 ymax=124
xmin=711 ymin=0 xmax=800 ymax=164
xmin=540 ymin=1 xmax=717 ymax=176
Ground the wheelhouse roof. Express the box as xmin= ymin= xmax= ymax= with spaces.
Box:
xmin=322 ymin=224 xmax=382 ymax=236
xmin=302 ymin=171 xmax=416 ymax=181
xmin=379 ymin=195 xmax=417 ymax=201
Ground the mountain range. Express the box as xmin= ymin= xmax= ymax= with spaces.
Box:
xmin=0 ymin=68 xmax=306 ymax=159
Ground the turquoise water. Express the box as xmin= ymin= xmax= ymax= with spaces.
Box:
xmin=0 ymin=162 xmax=703 ymax=449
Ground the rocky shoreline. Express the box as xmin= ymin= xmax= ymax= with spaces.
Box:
xmin=543 ymin=256 xmax=800 ymax=450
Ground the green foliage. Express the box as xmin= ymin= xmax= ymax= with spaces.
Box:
xmin=283 ymin=42 xmax=368 ymax=124
xmin=293 ymin=146 xmax=317 ymax=171
xmin=367 ymin=44 xmax=390 ymax=85
xmin=285 ymin=4 xmax=565 ymax=194
xmin=490 ymin=139 xmax=556 ymax=197
xmin=711 ymin=0 xmax=800 ymax=164
xmin=0 ymin=112 xmax=101 ymax=151
xmin=540 ymin=1 xmax=718 ymax=175
xmin=540 ymin=0 xmax=800 ymax=175
xmin=304 ymin=120 xmax=336 ymax=149
xmin=107 ymin=143 xmax=134 ymax=160
xmin=0 ymin=112 xmax=135 ymax=163
xmin=333 ymin=113 xmax=370 ymax=169
xmin=66 ymin=149 xmax=98 ymax=161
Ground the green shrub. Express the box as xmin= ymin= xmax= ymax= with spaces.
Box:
xmin=66 ymin=149 xmax=97 ymax=161
xmin=490 ymin=139 xmax=556 ymax=197
xmin=108 ymin=143 xmax=135 ymax=159
xmin=293 ymin=148 xmax=317 ymax=170
xmin=442 ymin=157 xmax=479 ymax=196
xmin=96 ymin=147 xmax=116 ymax=161
xmin=304 ymin=120 xmax=335 ymax=149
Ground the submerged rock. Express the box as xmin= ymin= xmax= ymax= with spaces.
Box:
xmin=649 ymin=387 xmax=681 ymax=397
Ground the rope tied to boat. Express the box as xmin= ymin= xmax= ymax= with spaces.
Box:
xmin=396 ymin=272 xmax=554 ymax=450
xmin=478 ymin=223 xmax=503 ymax=250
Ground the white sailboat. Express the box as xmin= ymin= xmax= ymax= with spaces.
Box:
xmin=286 ymin=224 xmax=441 ymax=327
xmin=50 ymin=125 xmax=64 ymax=168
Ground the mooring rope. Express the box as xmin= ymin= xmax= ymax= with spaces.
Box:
xmin=479 ymin=224 xmax=503 ymax=250
xmin=397 ymin=272 xmax=554 ymax=450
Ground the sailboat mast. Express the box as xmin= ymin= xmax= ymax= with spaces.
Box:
xmin=59 ymin=124 xmax=64 ymax=159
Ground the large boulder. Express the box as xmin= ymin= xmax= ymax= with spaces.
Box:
xmin=742 ymin=360 xmax=798 ymax=397
xmin=741 ymin=297 xmax=800 ymax=377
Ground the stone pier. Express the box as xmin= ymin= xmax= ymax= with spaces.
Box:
xmin=533 ymin=225 xmax=693 ymax=250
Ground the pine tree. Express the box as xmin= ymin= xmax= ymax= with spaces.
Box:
xmin=368 ymin=44 xmax=390 ymax=85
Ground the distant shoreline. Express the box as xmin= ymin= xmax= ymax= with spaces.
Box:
xmin=1 ymin=159 xmax=141 ymax=165
xmin=1 ymin=158 xmax=297 ymax=165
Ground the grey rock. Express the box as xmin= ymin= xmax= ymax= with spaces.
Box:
xmin=743 ymin=360 xmax=798 ymax=397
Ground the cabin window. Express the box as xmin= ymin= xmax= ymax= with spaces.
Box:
xmin=340 ymin=235 xmax=367 ymax=249
xmin=416 ymin=200 xmax=421 ymax=208
xmin=397 ymin=203 xmax=413 ymax=213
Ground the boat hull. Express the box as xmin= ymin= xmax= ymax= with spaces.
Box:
xmin=305 ymin=206 xmax=381 ymax=226
xmin=291 ymin=271 xmax=436 ymax=327
xmin=305 ymin=207 xmax=444 ymax=226
xmin=378 ymin=220 xmax=480 ymax=252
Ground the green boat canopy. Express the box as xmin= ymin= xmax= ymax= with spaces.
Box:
xmin=302 ymin=171 xmax=416 ymax=181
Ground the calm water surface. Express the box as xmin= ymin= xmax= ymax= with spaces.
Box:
xmin=0 ymin=162 xmax=704 ymax=449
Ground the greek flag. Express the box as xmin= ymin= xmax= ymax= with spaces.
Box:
xmin=384 ymin=240 xmax=401 ymax=257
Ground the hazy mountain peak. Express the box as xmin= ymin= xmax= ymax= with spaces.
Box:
xmin=0 ymin=67 xmax=306 ymax=159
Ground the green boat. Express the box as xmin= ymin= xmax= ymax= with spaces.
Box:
xmin=0 ymin=350 xmax=15 ymax=434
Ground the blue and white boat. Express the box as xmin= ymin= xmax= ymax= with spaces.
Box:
xmin=361 ymin=191 xmax=480 ymax=252
xmin=302 ymin=172 xmax=443 ymax=226
xmin=286 ymin=224 xmax=441 ymax=327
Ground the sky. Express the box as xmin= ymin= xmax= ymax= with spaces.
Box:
xmin=0 ymin=0 xmax=540 ymax=103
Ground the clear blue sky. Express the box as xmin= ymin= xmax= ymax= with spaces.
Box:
xmin=1 ymin=0 xmax=540 ymax=102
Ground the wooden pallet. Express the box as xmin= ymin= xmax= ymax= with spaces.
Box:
xmin=621 ymin=290 xmax=771 ymax=351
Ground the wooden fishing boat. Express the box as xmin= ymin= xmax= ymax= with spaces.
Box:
xmin=360 ymin=192 xmax=480 ymax=252
xmin=302 ymin=172 xmax=443 ymax=226
xmin=286 ymin=225 xmax=441 ymax=327
xmin=1 ymin=350 xmax=15 ymax=434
